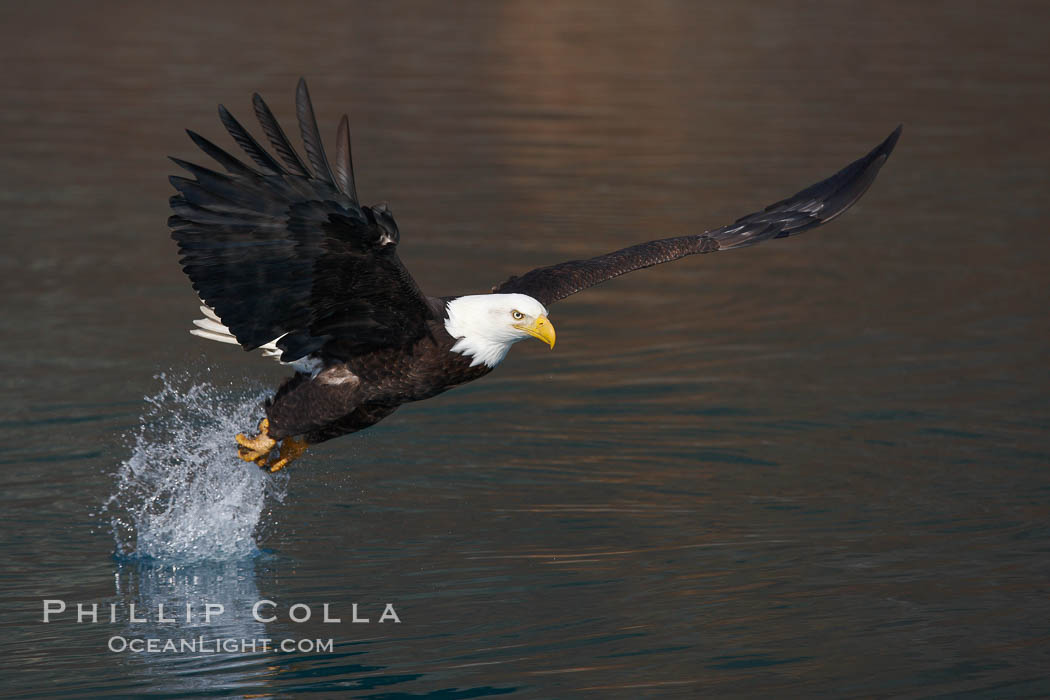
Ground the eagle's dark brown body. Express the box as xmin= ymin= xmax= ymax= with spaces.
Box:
xmin=168 ymin=79 xmax=899 ymax=470
xmin=265 ymin=317 xmax=491 ymax=443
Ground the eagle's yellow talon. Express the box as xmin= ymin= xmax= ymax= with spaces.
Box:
xmin=234 ymin=418 xmax=307 ymax=472
xmin=266 ymin=436 xmax=308 ymax=473
xmin=235 ymin=418 xmax=276 ymax=464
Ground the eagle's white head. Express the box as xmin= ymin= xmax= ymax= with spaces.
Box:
xmin=444 ymin=293 xmax=556 ymax=368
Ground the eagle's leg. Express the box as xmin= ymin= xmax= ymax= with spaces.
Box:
xmin=236 ymin=418 xmax=277 ymax=465
xmin=265 ymin=436 xmax=309 ymax=473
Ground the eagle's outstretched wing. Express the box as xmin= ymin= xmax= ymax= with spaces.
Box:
xmin=170 ymin=79 xmax=435 ymax=362
xmin=494 ymin=126 xmax=901 ymax=307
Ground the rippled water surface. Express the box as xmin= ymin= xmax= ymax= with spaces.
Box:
xmin=3 ymin=2 xmax=1049 ymax=697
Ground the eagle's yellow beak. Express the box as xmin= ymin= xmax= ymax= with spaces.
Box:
xmin=515 ymin=314 xmax=556 ymax=349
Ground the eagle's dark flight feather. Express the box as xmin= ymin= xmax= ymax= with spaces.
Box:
xmin=495 ymin=126 xmax=901 ymax=307
xmin=294 ymin=78 xmax=337 ymax=190
xmin=252 ymin=92 xmax=311 ymax=178
xmin=170 ymin=82 xmax=436 ymax=363
xmin=217 ymin=104 xmax=283 ymax=176
xmin=334 ymin=114 xmax=359 ymax=203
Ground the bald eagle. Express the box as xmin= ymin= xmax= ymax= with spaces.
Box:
xmin=170 ymin=79 xmax=899 ymax=472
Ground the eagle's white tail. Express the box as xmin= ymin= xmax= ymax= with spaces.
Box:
xmin=190 ymin=305 xmax=283 ymax=360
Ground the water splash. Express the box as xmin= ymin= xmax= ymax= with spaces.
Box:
xmin=106 ymin=373 xmax=288 ymax=561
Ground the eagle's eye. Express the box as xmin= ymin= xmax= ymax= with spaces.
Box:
xmin=511 ymin=310 xmax=524 ymax=320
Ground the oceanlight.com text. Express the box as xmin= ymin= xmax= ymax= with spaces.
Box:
xmin=108 ymin=636 xmax=335 ymax=654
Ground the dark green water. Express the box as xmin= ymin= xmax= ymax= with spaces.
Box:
xmin=3 ymin=2 xmax=1048 ymax=697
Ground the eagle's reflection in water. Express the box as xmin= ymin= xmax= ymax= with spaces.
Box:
xmin=113 ymin=558 xmax=272 ymax=696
